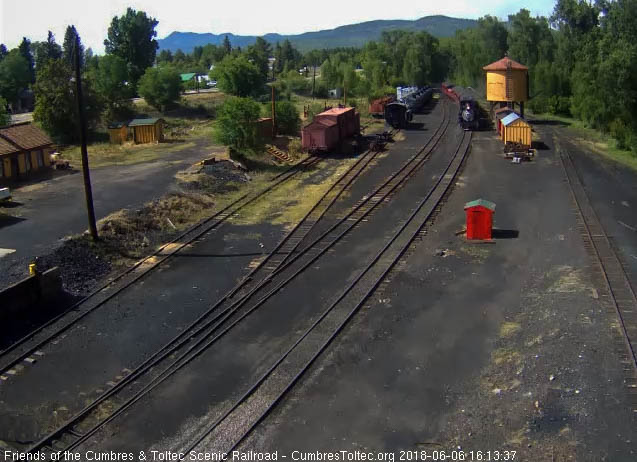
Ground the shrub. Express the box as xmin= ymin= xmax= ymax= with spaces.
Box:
xmin=138 ymin=67 xmax=181 ymax=111
xmin=275 ymin=100 xmax=301 ymax=135
xmin=214 ymin=96 xmax=262 ymax=149
xmin=0 ymin=97 xmax=9 ymax=126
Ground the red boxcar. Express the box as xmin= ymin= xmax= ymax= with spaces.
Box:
xmin=369 ymin=96 xmax=395 ymax=117
xmin=301 ymin=119 xmax=340 ymax=151
xmin=301 ymin=106 xmax=360 ymax=152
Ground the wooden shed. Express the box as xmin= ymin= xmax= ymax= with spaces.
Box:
xmin=107 ymin=122 xmax=129 ymax=144
xmin=129 ymin=118 xmax=164 ymax=144
xmin=0 ymin=123 xmax=54 ymax=181
xmin=501 ymin=113 xmax=531 ymax=147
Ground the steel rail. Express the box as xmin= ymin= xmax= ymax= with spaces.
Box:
xmin=24 ymin=130 xmax=395 ymax=454
xmin=557 ymin=139 xmax=637 ymax=374
xmin=189 ymin=127 xmax=472 ymax=455
xmin=32 ymin=104 xmax=450 ymax=454
xmin=0 ymin=156 xmax=321 ymax=374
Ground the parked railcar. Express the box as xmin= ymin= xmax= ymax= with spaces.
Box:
xmin=385 ymin=102 xmax=412 ymax=129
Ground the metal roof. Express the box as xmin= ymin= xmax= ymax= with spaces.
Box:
xmin=464 ymin=199 xmax=496 ymax=211
xmin=501 ymin=112 xmax=522 ymax=126
xmin=128 ymin=118 xmax=164 ymax=127
xmin=483 ymin=57 xmax=528 ymax=71
xmin=180 ymin=73 xmax=197 ymax=81
xmin=107 ymin=121 xmax=128 ymax=129
xmin=319 ymin=107 xmax=355 ymax=116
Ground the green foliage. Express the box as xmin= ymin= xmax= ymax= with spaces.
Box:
xmin=63 ymin=26 xmax=84 ymax=71
xmin=33 ymin=31 xmax=63 ymax=70
xmin=104 ymin=8 xmax=159 ymax=88
xmin=214 ymin=96 xmax=262 ymax=149
xmin=0 ymin=97 xmax=9 ymax=126
xmin=210 ymin=54 xmax=265 ymax=97
xmin=18 ymin=37 xmax=35 ymax=84
xmin=275 ymin=100 xmax=301 ymax=135
xmin=33 ymin=59 xmax=102 ymax=143
xmin=138 ymin=66 xmax=181 ymax=111
xmin=0 ymin=51 xmax=31 ymax=104
xmin=93 ymin=54 xmax=134 ymax=121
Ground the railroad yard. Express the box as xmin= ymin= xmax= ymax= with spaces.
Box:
xmin=1 ymin=90 xmax=637 ymax=462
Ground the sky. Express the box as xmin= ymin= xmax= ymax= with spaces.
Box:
xmin=0 ymin=0 xmax=556 ymax=54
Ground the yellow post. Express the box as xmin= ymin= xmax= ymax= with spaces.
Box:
xmin=29 ymin=262 xmax=37 ymax=276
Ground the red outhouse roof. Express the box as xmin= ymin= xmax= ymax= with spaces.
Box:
xmin=483 ymin=57 xmax=528 ymax=71
xmin=464 ymin=199 xmax=496 ymax=211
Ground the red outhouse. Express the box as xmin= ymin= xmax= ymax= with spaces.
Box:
xmin=464 ymin=199 xmax=496 ymax=240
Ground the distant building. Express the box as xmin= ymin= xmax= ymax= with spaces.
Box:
xmin=0 ymin=123 xmax=54 ymax=180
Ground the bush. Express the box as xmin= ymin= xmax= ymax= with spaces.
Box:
xmin=138 ymin=67 xmax=182 ymax=111
xmin=211 ymin=55 xmax=266 ymax=97
xmin=214 ymin=96 xmax=262 ymax=149
xmin=275 ymin=100 xmax=301 ymax=135
xmin=0 ymin=97 xmax=9 ymax=126
xmin=609 ymin=118 xmax=634 ymax=151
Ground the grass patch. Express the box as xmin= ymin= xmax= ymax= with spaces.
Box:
xmin=59 ymin=120 xmax=215 ymax=168
xmin=531 ymin=112 xmax=637 ymax=172
xmin=60 ymin=140 xmax=200 ymax=168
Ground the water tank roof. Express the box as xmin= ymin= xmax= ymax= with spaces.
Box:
xmin=483 ymin=57 xmax=528 ymax=71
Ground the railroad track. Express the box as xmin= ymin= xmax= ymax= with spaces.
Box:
xmin=556 ymin=138 xmax=637 ymax=392
xmin=0 ymin=155 xmax=321 ymax=376
xmin=24 ymin=104 xmax=450 ymax=455
xmin=182 ymin=124 xmax=473 ymax=454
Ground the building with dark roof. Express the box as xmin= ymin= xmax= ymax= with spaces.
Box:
xmin=0 ymin=123 xmax=54 ymax=181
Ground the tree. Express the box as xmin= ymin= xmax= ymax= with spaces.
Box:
xmin=275 ymin=100 xmax=301 ymax=135
xmin=0 ymin=97 xmax=9 ymax=126
xmin=157 ymin=49 xmax=174 ymax=64
xmin=0 ymin=51 xmax=31 ymax=105
xmin=223 ymin=35 xmax=232 ymax=54
xmin=93 ymin=54 xmax=134 ymax=120
xmin=210 ymin=54 xmax=265 ymax=97
xmin=34 ymin=31 xmax=63 ymax=69
xmin=246 ymin=37 xmax=272 ymax=78
xmin=33 ymin=59 xmax=102 ymax=142
xmin=104 ymin=8 xmax=159 ymax=88
xmin=214 ymin=96 xmax=262 ymax=149
xmin=138 ymin=66 xmax=181 ymax=111
xmin=18 ymin=37 xmax=35 ymax=84
xmin=63 ymin=26 xmax=84 ymax=71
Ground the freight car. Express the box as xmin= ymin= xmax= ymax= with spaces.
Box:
xmin=301 ymin=106 xmax=361 ymax=152
xmin=369 ymin=95 xmax=395 ymax=118
xmin=384 ymin=86 xmax=434 ymax=128
xmin=384 ymin=102 xmax=412 ymax=129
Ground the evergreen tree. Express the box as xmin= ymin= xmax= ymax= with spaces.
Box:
xmin=63 ymin=25 xmax=84 ymax=71
xmin=223 ymin=35 xmax=232 ymax=54
xmin=18 ymin=37 xmax=35 ymax=83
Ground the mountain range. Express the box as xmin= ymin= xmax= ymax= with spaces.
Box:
xmin=157 ymin=15 xmax=477 ymax=53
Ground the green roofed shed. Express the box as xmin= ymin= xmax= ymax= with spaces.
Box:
xmin=464 ymin=199 xmax=496 ymax=211
xmin=129 ymin=118 xmax=164 ymax=144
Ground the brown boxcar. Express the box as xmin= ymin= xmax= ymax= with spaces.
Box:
xmin=369 ymin=96 xmax=395 ymax=117
xmin=301 ymin=119 xmax=339 ymax=151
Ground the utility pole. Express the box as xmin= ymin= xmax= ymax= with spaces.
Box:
xmin=312 ymin=65 xmax=316 ymax=99
xmin=74 ymin=33 xmax=98 ymax=240
xmin=271 ymin=85 xmax=276 ymax=139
